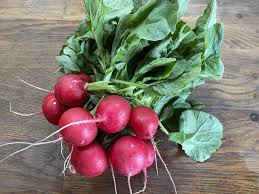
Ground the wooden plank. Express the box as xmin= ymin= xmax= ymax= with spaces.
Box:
xmin=0 ymin=0 xmax=85 ymax=21
xmin=0 ymin=0 xmax=259 ymax=21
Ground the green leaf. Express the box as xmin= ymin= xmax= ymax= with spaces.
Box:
xmin=144 ymin=20 xmax=196 ymax=60
xmin=203 ymin=23 xmax=224 ymax=59
xmin=169 ymin=110 xmax=223 ymax=162
xmin=133 ymin=58 xmax=177 ymax=81
xmin=130 ymin=0 xmax=189 ymax=41
xmin=112 ymin=33 xmax=149 ymax=67
xmin=79 ymin=16 xmax=91 ymax=36
xmin=148 ymin=53 xmax=202 ymax=96
xmin=201 ymin=51 xmax=224 ymax=79
xmin=195 ymin=0 xmax=217 ymax=32
xmin=56 ymin=55 xmax=80 ymax=72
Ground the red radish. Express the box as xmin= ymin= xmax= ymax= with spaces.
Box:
xmin=130 ymin=106 xmax=178 ymax=194
xmin=129 ymin=106 xmax=159 ymax=140
xmin=58 ymin=107 xmax=98 ymax=146
xmin=54 ymin=74 xmax=88 ymax=107
xmin=134 ymin=140 xmax=156 ymax=194
xmin=70 ymin=142 xmax=107 ymax=177
xmin=110 ymin=135 xmax=148 ymax=194
xmin=42 ymin=93 xmax=67 ymax=125
xmin=144 ymin=140 xmax=155 ymax=168
xmin=78 ymin=74 xmax=93 ymax=83
xmin=96 ymin=95 xmax=131 ymax=133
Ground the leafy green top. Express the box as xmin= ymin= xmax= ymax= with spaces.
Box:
xmin=57 ymin=0 xmax=224 ymax=162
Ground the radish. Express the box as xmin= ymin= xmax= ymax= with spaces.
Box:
xmin=78 ymin=74 xmax=93 ymax=83
xmin=134 ymin=140 xmax=156 ymax=194
xmin=70 ymin=142 xmax=107 ymax=177
xmin=144 ymin=140 xmax=155 ymax=168
xmin=110 ymin=135 xmax=148 ymax=194
xmin=96 ymin=95 xmax=131 ymax=133
xmin=42 ymin=93 xmax=67 ymax=125
xmin=58 ymin=107 xmax=98 ymax=146
xmin=129 ymin=106 xmax=159 ymax=140
xmin=54 ymin=74 xmax=88 ymax=107
xmin=129 ymin=106 xmax=177 ymax=194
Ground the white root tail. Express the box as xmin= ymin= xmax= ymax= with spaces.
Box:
xmin=151 ymin=139 xmax=177 ymax=194
xmin=10 ymin=101 xmax=42 ymax=117
xmin=111 ymin=165 xmax=118 ymax=194
xmin=127 ymin=176 xmax=133 ymax=194
xmin=0 ymin=118 xmax=102 ymax=164
xmin=0 ymin=139 xmax=61 ymax=149
xmin=154 ymin=145 xmax=159 ymax=176
xmin=60 ymin=145 xmax=73 ymax=176
xmin=133 ymin=168 xmax=147 ymax=194
xmin=14 ymin=75 xmax=53 ymax=93
xmin=53 ymin=67 xmax=62 ymax=73
xmin=60 ymin=140 xmax=65 ymax=160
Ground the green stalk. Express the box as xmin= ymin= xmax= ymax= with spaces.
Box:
xmin=111 ymin=79 xmax=147 ymax=88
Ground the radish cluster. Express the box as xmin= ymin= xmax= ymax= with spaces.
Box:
xmin=43 ymin=74 xmax=159 ymax=193
xmin=3 ymin=73 xmax=175 ymax=194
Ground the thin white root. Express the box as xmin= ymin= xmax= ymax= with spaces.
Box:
xmin=111 ymin=165 xmax=118 ymax=194
xmin=0 ymin=137 xmax=62 ymax=164
xmin=14 ymin=75 xmax=53 ymax=93
xmin=0 ymin=119 xmax=102 ymax=164
xmin=151 ymin=139 xmax=177 ymax=194
xmin=0 ymin=138 xmax=62 ymax=149
xmin=60 ymin=145 xmax=73 ymax=176
xmin=127 ymin=176 xmax=133 ymax=194
xmin=53 ymin=67 xmax=62 ymax=73
xmin=60 ymin=140 xmax=65 ymax=160
xmin=133 ymin=169 xmax=147 ymax=194
xmin=155 ymin=146 xmax=159 ymax=176
xmin=0 ymin=142 xmax=32 ymax=148
xmin=10 ymin=101 xmax=42 ymax=117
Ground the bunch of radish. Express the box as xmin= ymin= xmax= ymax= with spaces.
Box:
xmin=1 ymin=73 xmax=176 ymax=194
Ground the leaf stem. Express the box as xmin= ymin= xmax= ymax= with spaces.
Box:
xmin=158 ymin=121 xmax=169 ymax=135
xmin=111 ymin=79 xmax=147 ymax=88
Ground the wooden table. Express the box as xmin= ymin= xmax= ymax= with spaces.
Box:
xmin=0 ymin=0 xmax=258 ymax=193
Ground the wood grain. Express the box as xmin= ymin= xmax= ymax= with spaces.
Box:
xmin=0 ymin=0 xmax=259 ymax=194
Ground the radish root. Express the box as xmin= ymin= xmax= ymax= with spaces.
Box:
xmin=14 ymin=75 xmax=53 ymax=93
xmin=60 ymin=145 xmax=73 ymax=176
xmin=60 ymin=140 xmax=65 ymax=160
xmin=10 ymin=101 xmax=42 ymax=117
xmin=127 ymin=176 xmax=133 ymax=194
xmin=154 ymin=145 xmax=159 ymax=176
xmin=111 ymin=164 xmax=118 ymax=194
xmin=53 ymin=67 xmax=62 ymax=73
xmin=133 ymin=168 xmax=147 ymax=194
xmin=0 ymin=119 xmax=102 ymax=163
xmin=0 ymin=138 xmax=62 ymax=149
xmin=0 ymin=137 xmax=62 ymax=163
xmin=151 ymin=139 xmax=177 ymax=194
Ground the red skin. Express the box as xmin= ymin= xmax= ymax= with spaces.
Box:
xmin=42 ymin=93 xmax=67 ymax=125
xmin=110 ymin=136 xmax=148 ymax=177
xmin=96 ymin=95 xmax=131 ymax=134
xmin=71 ymin=142 xmax=108 ymax=177
xmin=58 ymin=107 xmax=98 ymax=146
xmin=129 ymin=106 xmax=159 ymax=140
xmin=78 ymin=74 xmax=93 ymax=83
xmin=144 ymin=140 xmax=155 ymax=168
xmin=54 ymin=74 xmax=87 ymax=107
